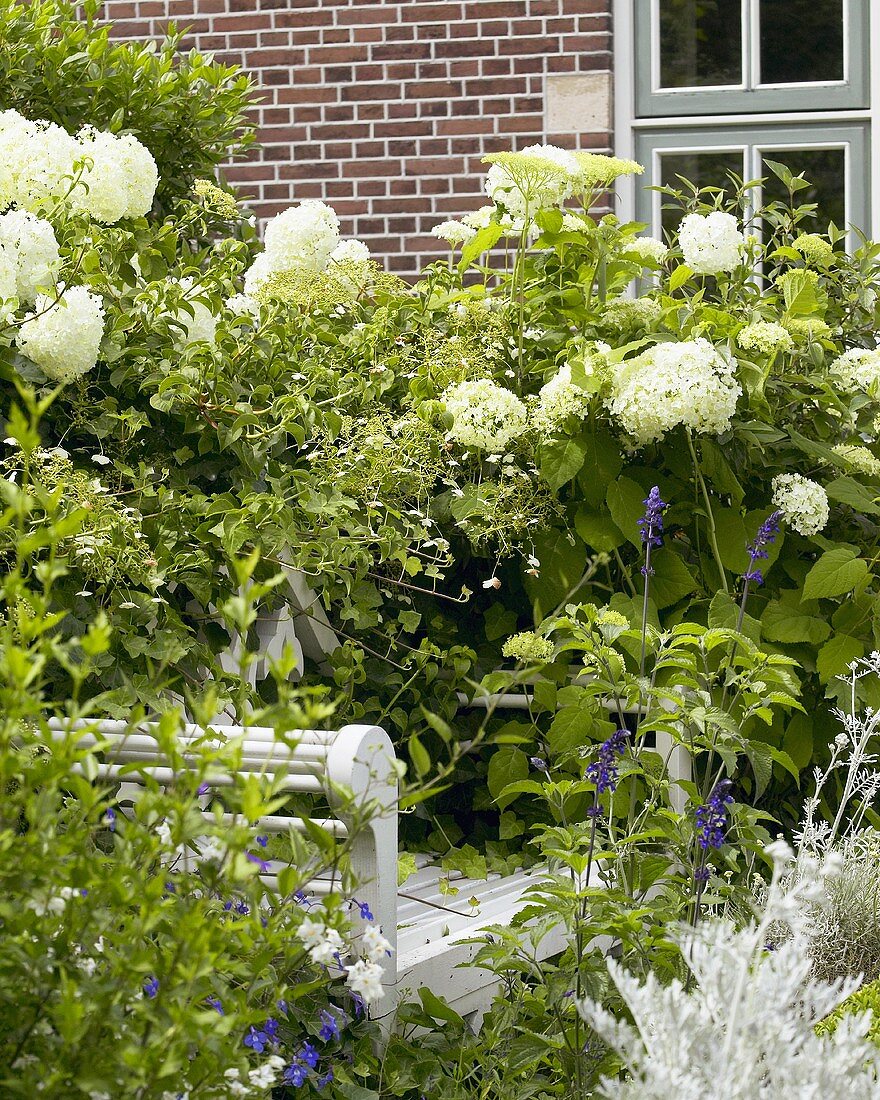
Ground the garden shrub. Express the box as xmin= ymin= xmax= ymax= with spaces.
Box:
xmin=0 ymin=0 xmax=255 ymax=210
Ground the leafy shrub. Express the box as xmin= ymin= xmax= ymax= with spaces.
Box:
xmin=0 ymin=0 xmax=255 ymax=209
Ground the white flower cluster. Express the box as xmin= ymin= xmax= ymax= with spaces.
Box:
xmin=431 ymin=219 xmax=476 ymax=246
xmin=678 ymin=211 xmax=745 ymax=275
xmin=224 ymin=1057 xmax=286 ymax=1098
xmin=296 ymin=913 xmax=391 ymax=1006
xmin=0 ymin=109 xmax=157 ymax=222
xmin=225 ymin=292 xmax=261 ymax=321
xmin=608 ymin=339 xmax=741 ymax=444
xmin=531 ymin=363 xmax=592 ymax=435
xmin=0 ymin=209 xmax=60 ymax=305
xmin=168 ymin=277 xmax=217 ymax=347
xmin=736 ymin=320 xmax=793 ymax=355
xmin=443 ymin=378 xmax=529 ymax=451
xmin=243 ymin=201 xmax=370 ymax=295
xmin=830 ymin=347 xmax=880 ymax=395
xmin=579 ymin=843 xmax=878 ymax=1100
xmin=16 ymin=285 xmax=105 ymax=382
xmin=485 ymin=143 xmax=581 ymax=219
xmin=622 ymin=236 xmax=669 ymax=265
xmin=463 ymin=204 xmax=525 ymax=237
xmin=833 ymin=444 xmax=880 ymax=479
xmin=772 ymin=473 xmax=829 ymax=536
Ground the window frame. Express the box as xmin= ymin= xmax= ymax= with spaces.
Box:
xmin=635 ymin=0 xmax=869 ymax=118
xmin=613 ymin=0 xmax=879 ymax=239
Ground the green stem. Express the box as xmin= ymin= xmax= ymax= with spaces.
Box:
xmin=686 ymin=432 xmax=728 ymax=594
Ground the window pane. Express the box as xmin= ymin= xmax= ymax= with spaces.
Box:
xmin=761 ymin=148 xmax=846 ymax=228
xmin=658 ymin=150 xmax=745 ymax=235
xmin=658 ymin=0 xmax=743 ymax=89
xmin=759 ymin=0 xmax=844 ymax=85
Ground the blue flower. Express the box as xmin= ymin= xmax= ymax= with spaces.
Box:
xmin=695 ymin=779 xmax=734 ymax=850
xmin=197 ymin=782 xmax=210 ymax=795
xmin=143 ymin=976 xmax=159 ymax=999
xmin=353 ymin=899 xmax=374 ymax=921
xmin=277 ymin=998 xmax=289 ymax=1014
xmin=205 ymin=995 xmax=224 ymax=1014
xmin=317 ymin=1069 xmax=334 ymax=1088
xmin=743 ymin=568 xmax=764 ymax=585
xmin=104 ymin=808 xmax=116 ymax=832
xmin=746 ymin=510 xmax=781 ymax=561
xmin=243 ymin=1026 xmax=268 ymax=1053
xmin=694 ymin=865 xmax=710 ymax=884
xmin=319 ymin=1009 xmax=340 ymax=1042
xmin=283 ymin=1061 xmax=309 ymax=1086
xmin=263 ymin=1017 xmax=279 ymax=1039
xmin=637 ymin=486 xmax=666 ymax=549
xmin=585 ymin=729 xmax=629 ymax=795
xmin=246 ymin=851 xmax=270 ymax=873
xmin=256 ymin=834 xmax=268 ymax=848
xmin=301 ymin=1041 xmax=320 ymax=1068
xmin=530 ymin=756 xmax=549 ymax=773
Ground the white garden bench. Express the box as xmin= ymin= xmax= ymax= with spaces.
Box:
xmin=48 ymin=716 xmax=565 ymax=1026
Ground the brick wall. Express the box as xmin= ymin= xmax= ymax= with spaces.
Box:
xmin=98 ymin=1 xmax=613 ymax=275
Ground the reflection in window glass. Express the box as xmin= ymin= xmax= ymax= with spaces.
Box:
xmin=761 ymin=148 xmax=847 ymax=229
xmin=658 ymin=0 xmax=743 ymax=89
xmin=658 ymin=150 xmax=745 ymax=235
xmin=759 ymin=0 xmax=844 ymax=85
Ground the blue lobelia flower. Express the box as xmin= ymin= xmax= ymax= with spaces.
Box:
xmin=317 ymin=1068 xmax=334 ymax=1088
xmin=695 ymin=779 xmax=734 ymax=849
xmin=143 ymin=976 xmax=159 ymax=999
xmin=301 ymin=1042 xmax=320 ymax=1069
xmin=104 ymin=807 xmax=116 ymax=832
xmin=353 ymin=898 xmax=374 ymax=921
xmin=243 ymin=1026 xmax=268 ymax=1053
xmin=586 ymin=729 xmax=629 ymax=795
xmin=205 ymin=995 xmax=224 ymax=1014
xmin=283 ymin=1061 xmax=309 ymax=1087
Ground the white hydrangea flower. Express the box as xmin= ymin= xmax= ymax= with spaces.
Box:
xmin=361 ymin=924 xmax=393 ymax=963
xmin=442 ymin=378 xmax=529 ymax=451
xmin=832 ymin=444 xmax=880 ymax=478
xmin=463 ymin=205 xmax=495 ymax=230
xmin=262 ymin=200 xmax=340 ymax=274
xmin=623 ymin=236 xmax=669 ymax=265
xmin=16 ymin=285 xmax=105 ymax=383
xmin=242 ymin=251 xmax=276 ymax=297
xmin=169 ymin=277 xmax=216 ymax=347
xmin=0 ymin=209 xmax=61 ymax=304
xmin=330 ymin=238 xmax=371 ymax=263
xmin=225 ymin=292 xmax=261 ymax=320
xmin=531 ymin=363 xmax=593 ymax=435
xmin=0 ymin=243 xmax=17 ymax=319
xmin=772 ymin=473 xmax=829 ymax=536
xmin=430 ymin=220 xmax=476 ymax=246
xmin=71 ymin=128 xmax=158 ymax=223
xmin=830 ymin=347 xmax=880 ymax=395
xmin=345 ymin=958 xmax=385 ymax=1004
xmin=737 ymin=320 xmax=793 ymax=355
xmin=485 ymin=143 xmax=581 ymax=218
xmin=678 ymin=211 xmax=745 ymax=275
xmin=608 ymin=338 xmax=741 ymax=444
xmin=0 ymin=111 xmax=80 ymax=211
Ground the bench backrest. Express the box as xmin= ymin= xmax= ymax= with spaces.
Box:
xmin=46 ymin=718 xmax=400 ymax=1003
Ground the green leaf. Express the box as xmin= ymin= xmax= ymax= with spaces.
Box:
xmin=573 ymin=507 xmax=624 ymax=552
xmin=539 ymin=435 xmax=587 ymax=490
xmin=397 ymin=852 xmax=418 ymax=885
xmin=408 ymin=732 xmax=431 ymax=779
xmin=547 ymin=704 xmax=608 ymax=758
xmin=418 ymin=987 xmax=466 ymax=1025
xmin=488 ymin=746 xmax=530 ymax=804
xmin=523 ymin=528 xmax=586 ymax=622
xmin=816 ymin=634 xmax=864 ymax=683
xmin=606 ymin=476 xmax=646 ymax=548
xmin=826 ymin=476 xmax=880 ymax=516
xmin=668 ymin=264 xmax=692 ymax=292
xmin=459 ymin=223 xmax=503 ymax=267
xmin=761 ymin=599 xmax=831 ymax=646
xmin=802 ymin=548 xmax=868 ymax=600
xmin=577 ymin=430 xmax=623 ymax=507
xmin=709 ymin=590 xmax=760 ymax=643
xmin=649 ymin=551 xmax=698 ymax=609
xmin=783 ymin=711 xmax=813 ymax=770
xmin=484 ymin=602 xmax=518 ymax=642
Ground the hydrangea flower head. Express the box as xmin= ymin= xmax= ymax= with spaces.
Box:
xmin=608 ymin=339 xmax=741 ymax=444
xmin=736 ymin=320 xmax=793 ymax=355
xmin=502 ymin=631 xmax=555 ymax=663
xmin=678 ymin=211 xmax=745 ymax=275
xmin=832 ymin=444 xmax=880 ymax=478
xmin=792 ymin=233 xmax=834 ymax=265
xmin=830 ymin=347 xmax=880 ymax=396
xmin=771 ymin=473 xmax=829 ymax=536
xmin=16 ymin=284 xmax=105 ymax=383
xmin=442 ymin=378 xmax=528 ymax=451
xmin=430 ymin=220 xmax=476 ymax=246
xmin=622 ymin=235 xmax=668 ymax=265
xmin=483 ymin=144 xmax=580 ymax=217
xmin=0 ymin=209 xmax=61 ymax=304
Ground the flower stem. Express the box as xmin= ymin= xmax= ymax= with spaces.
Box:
xmin=686 ymin=432 xmax=728 ymax=594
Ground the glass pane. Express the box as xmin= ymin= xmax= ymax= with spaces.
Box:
xmin=658 ymin=0 xmax=743 ymax=89
xmin=761 ymin=148 xmax=846 ymax=229
xmin=658 ymin=150 xmax=746 ymax=235
xmin=759 ymin=0 xmax=844 ymax=85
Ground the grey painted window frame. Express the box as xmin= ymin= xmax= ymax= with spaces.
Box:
xmin=635 ymin=0 xmax=869 ymax=118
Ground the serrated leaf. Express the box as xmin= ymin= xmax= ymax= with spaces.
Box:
xmin=649 ymin=550 xmax=698 ymax=609
xmin=761 ymin=600 xmax=831 ymax=645
xmin=803 ymin=548 xmax=868 ymax=600
xmin=816 ymin=634 xmax=864 ymax=683
xmin=606 ymin=476 xmax=646 ymax=548
xmin=539 ymin=435 xmax=587 ymax=491
xmin=488 ymin=746 xmax=530 ymax=804
xmin=574 ymin=507 xmax=624 ymax=552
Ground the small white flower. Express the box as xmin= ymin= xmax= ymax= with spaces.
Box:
xmin=361 ymin=924 xmax=393 ymax=962
xmin=483 ymin=577 xmax=501 ymax=590
xmin=346 ymin=958 xmax=385 ymax=1004
xmin=309 ymin=928 xmax=344 ymax=966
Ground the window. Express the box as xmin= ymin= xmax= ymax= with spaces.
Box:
xmin=614 ymin=0 xmax=875 ymax=238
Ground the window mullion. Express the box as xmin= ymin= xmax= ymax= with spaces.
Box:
xmin=747 ymin=0 xmax=760 ymax=92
